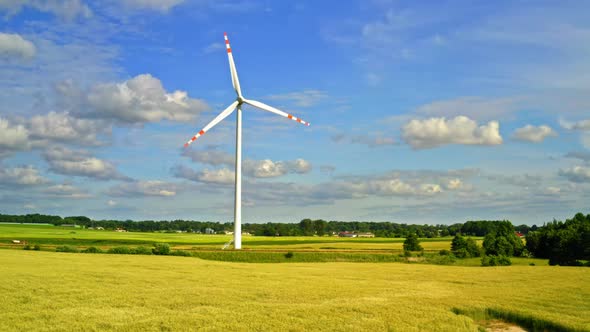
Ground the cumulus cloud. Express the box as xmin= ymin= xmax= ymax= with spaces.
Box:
xmin=172 ymin=165 xmax=234 ymax=185
xmin=108 ymin=180 xmax=181 ymax=197
xmin=122 ymin=0 xmax=184 ymax=12
xmin=182 ymin=149 xmax=234 ymax=167
xmin=0 ymin=0 xmax=92 ymax=20
xmin=43 ymin=146 xmax=129 ymax=180
xmin=0 ymin=118 xmax=30 ymax=157
xmin=559 ymin=118 xmax=590 ymax=131
xmin=512 ymin=124 xmax=557 ymax=143
xmin=182 ymin=149 xmax=312 ymax=179
xmin=61 ymin=74 xmax=208 ymax=124
xmin=0 ymin=165 xmax=48 ymax=186
xmin=28 ymin=111 xmax=109 ymax=146
xmin=559 ymin=165 xmax=590 ymax=183
xmin=402 ymin=116 xmax=503 ymax=149
xmin=0 ymin=33 xmax=36 ymax=59
xmin=43 ymin=183 xmax=91 ymax=198
xmin=243 ymin=158 xmax=312 ymax=178
xmin=267 ymin=89 xmax=327 ymax=107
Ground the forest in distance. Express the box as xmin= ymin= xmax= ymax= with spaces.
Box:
xmin=0 ymin=212 xmax=540 ymax=237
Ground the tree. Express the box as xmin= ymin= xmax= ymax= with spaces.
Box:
xmin=403 ymin=233 xmax=423 ymax=251
xmin=313 ymin=219 xmax=327 ymax=236
xmin=299 ymin=219 xmax=314 ymax=236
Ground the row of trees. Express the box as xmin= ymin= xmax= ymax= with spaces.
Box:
xmin=526 ymin=213 xmax=590 ymax=266
xmin=0 ymin=213 xmax=535 ymax=238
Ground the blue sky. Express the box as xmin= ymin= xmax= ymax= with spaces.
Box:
xmin=1 ymin=0 xmax=589 ymax=225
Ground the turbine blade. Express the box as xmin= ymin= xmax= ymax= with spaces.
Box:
xmin=184 ymin=101 xmax=239 ymax=147
xmin=243 ymin=99 xmax=311 ymax=126
xmin=224 ymin=32 xmax=242 ymax=98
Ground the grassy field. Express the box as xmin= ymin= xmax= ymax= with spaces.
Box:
xmin=0 ymin=250 xmax=588 ymax=331
xmin=0 ymin=224 xmax=457 ymax=252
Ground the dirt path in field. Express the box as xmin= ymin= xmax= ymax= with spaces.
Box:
xmin=479 ymin=320 xmax=527 ymax=332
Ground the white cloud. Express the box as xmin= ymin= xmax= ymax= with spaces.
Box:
xmin=107 ymin=199 xmax=117 ymax=206
xmin=121 ymin=0 xmax=184 ymax=11
xmin=66 ymin=74 xmax=208 ymax=124
xmin=0 ymin=0 xmax=92 ymax=21
xmin=202 ymin=42 xmax=224 ymax=54
xmin=402 ymin=116 xmax=503 ymax=149
xmin=560 ymin=118 xmax=590 ymax=131
xmin=43 ymin=184 xmax=91 ymax=198
xmin=267 ymin=90 xmax=327 ymax=107
xmin=196 ymin=168 xmax=235 ymax=184
xmin=0 ymin=33 xmax=36 ymax=59
xmin=0 ymin=165 xmax=48 ymax=186
xmin=243 ymin=158 xmax=312 ymax=178
xmin=445 ymin=178 xmax=463 ymax=190
xmin=182 ymin=149 xmax=234 ymax=167
xmin=0 ymin=118 xmax=29 ymax=156
xmin=43 ymin=146 xmax=128 ymax=180
xmin=28 ymin=111 xmax=110 ymax=146
xmin=512 ymin=124 xmax=557 ymax=143
xmin=108 ymin=180 xmax=181 ymax=197
xmin=565 ymin=151 xmax=590 ymax=162
xmin=559 ymin=165 xmax=590 ymax=183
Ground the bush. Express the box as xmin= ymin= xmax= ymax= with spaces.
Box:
xmin=132 ymin=246 xmax=153 ymax=255
xmin=108 ymin=246 xmax=132 ymax=254
xmin=439 ymin=249 xmax=451 ymax=256
xmin=170 ymin=250 xmax=192 ymax=257
xmin=152 ymin=243 xmax=170 ymax=255
xmin=56 ymin=245 xmax=79 ymax=253
xmin=33 ymin=244 xmax=41 ymax=251
xmin=82 ymin=246 xmax=103 ymax=253
xmin=23 ymin=244 xmax=32 ymax=250
xmin=403 ymin=250 xmax=412 ymax=257
xmin=285 ymin=251 xmax=294 ymax=259
xmin=481 ymin=255 xmax=511 ymax=266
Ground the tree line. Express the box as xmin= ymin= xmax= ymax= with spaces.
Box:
xmin=0 ymin=213 xmax=537 ymax=237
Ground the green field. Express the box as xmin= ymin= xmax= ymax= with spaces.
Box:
xmin=0 ymin=224 xmax=457 ymax=252
xmin=0 ymin=250 xmax=589 ymax=331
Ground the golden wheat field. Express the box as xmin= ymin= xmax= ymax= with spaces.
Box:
xmin=0 ymin=250 xmax=588 ymax=331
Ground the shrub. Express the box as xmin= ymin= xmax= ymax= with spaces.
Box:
xmin=152 ymin=243 xmax=170 ymax=255
xmin=170 ymin=250 xmax=192 ymax=257
xmin=33 ymin=244 xmax=41 ymax=251
xmin=481 ymin=255 xmax=511 ymax=266
xmin=108 ymin=246 xmax=132 ymax=254
xmin=132 ymin=246 xmax=153 ymax=255
xmin=56 ymin=245 xmax=79 ymax=253
xmin=23 ymin=244 xmax=32 ymax=250
xmin=403 ymin=250 xmax=412 ymax=257
xmin=439 ymin=249 xmax=451 ymax=256
xmin=285 ymin=251 xmax=294 ymax=259
xmin=82 ymin=246 xmax=103 ymax=253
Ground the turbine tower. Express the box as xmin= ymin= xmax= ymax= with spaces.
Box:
xmin=183 ymin=33 xmax=310 ymax=249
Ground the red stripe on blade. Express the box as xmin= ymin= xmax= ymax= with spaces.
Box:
xmin=199 ymin=130 xmax=205 ymax=135
xmin=191 ymin=137 xmax=196 ymax=141
xmin=227 ymin=48 xmax=232 ymax=53
xmin=287 ymin=114 xmax=293 ymax=119
xmin=184 ymin=143 xmax=189 ymax=147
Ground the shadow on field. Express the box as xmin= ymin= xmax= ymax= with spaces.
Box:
xmin=451 ymin=307 xmax=581 ymax=332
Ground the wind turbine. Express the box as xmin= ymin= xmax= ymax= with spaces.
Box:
xmin=183 ymin=33 xmax=310 ymax=249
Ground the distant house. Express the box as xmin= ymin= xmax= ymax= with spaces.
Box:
xmin=224 ymin=231 xmax=234 ymax=235
xmin=11 ymin=240 xmax=22 ymax=244
xmin=61 ymin=224 xmax=80 ymax=228
xmin=96 ymin=227 xmax=104 ymax=230
xmin=204 ymin=228 xmax=215 ymax=234
xmin=338 ymin=231 xmax=357 ymax=238
xmin=515 ymin=231 xmax=524 ymax=237
xmin=115 ymin=228 xmax=127 ymax=232
xmin=357 ymin=232 xmax=375 ymax=238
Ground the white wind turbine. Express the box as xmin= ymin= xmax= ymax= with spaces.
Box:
xmin=183 ymin=32 xmax=310 ymax=249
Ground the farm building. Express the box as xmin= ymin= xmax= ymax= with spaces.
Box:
xmin=338 ymin=231 xmax=357 ymax=238
xmin=357 ymin=232 xmax=375 ymax=238
xmin=204 ymin=228 xmax=215 ymax=234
